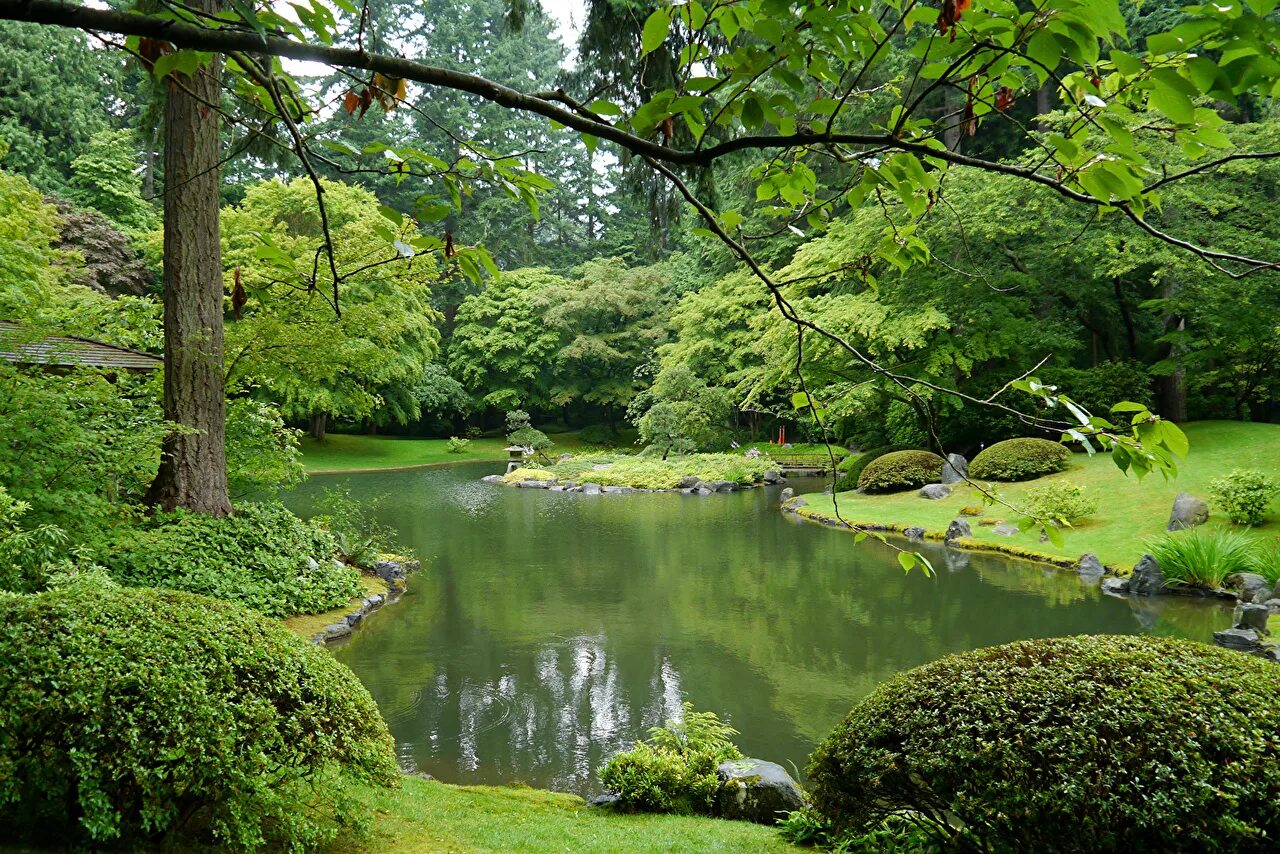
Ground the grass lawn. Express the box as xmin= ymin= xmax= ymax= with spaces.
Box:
xmin=797 ymin=421 xmax=1280 ymax=571
xmin=328 ymin=776 xmax=796 ymax=854
xmin=300 ymin=435 xmax=510 ymax=472
xmin=300 ymin=431 xmax=633 ymax=473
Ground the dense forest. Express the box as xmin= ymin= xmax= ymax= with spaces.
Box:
xmin=3 ymin=0 xmax=1276 ymax=474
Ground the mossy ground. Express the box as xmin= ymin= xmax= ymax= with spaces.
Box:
xmin=326 ymin=776 xmax=796 ymax=853
xmin=798 ymin=421 xmax=1280 ymax=571
xmin=281 ymin=575 xmax=389 ymax=639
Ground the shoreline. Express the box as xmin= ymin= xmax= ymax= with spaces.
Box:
xmin=307 ymin=457 xmax=504 ymax=476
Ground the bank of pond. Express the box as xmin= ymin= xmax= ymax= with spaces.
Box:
xmin=4 ymin=433 xmax=1280 ymax=852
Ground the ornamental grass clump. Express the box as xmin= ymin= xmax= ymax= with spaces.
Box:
xmin=808 ymin=635 xmax=1280 ymax=852
xmin=1146 ymin=527 xmax=1257 ymax=589
xmin=0 ymin=583 xmax=399 ymax=850
xmin=601 ymin=703 xmax=742 ymax=815
xmin=969 ymin=437 xmax=1071 ymax=481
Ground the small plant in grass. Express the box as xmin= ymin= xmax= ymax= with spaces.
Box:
xmin=1146 ymin=528 xmax=1256 ymax=589
xmin=959 ymin=505 xmax=983 ymax=517
xmin=1210 ymin=469 xmax=1279 ymax=526
xmin=1024 ymin=482 xmax=1098 ymax=525
xmin=446 ymin=436 xmax=471 ymax=454
xmin=600 ymin=703 xmax=742 ymax=814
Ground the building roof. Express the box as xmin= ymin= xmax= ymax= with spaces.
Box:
xmin=0 ymin=321 xmax=162 ymax=372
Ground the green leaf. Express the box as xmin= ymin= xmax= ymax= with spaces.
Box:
xmin=641 ymin=8 xmax=672 ymax=57
xmin=1159 ymin=420 xmax=1189 ymax=459
xmin=897 ymin=551 xmax=916 ymax=572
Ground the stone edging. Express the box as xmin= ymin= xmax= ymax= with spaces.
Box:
xmin=780 ymin=496 xmax=1280 ymax=659
xmin=311 ymin=558 xmax=421 ymax=645
xmin=480 ymin=471 xmax=785 ymax=495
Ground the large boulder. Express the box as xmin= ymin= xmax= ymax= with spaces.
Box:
xmin=940 ymin=453 xmax=969 ymax=484
xmin=714 ymin=758 xmax=806 ymax=824
xmin=1167 ymin=492 xmax=1210 ymax=531
xmin=1077 ymin=553 xmax=1105 ymax=583
xmin=677 ymin=476 xmax=700 ymax=489
xmin=945 ymin=519 xmax=972 ymax=542
xmin=919 ymin=483 xmax=952 ymax=500
xmin=1128 ymin=554 xmax=1167 ymax=596
xmin=1226 ymin=572 xmax=1273 ymax=604
xmin=581 ymin=483 xmax=602 ymax=495
xmin=1234 ymin=602 xmax=1271 ymax=634
xmin=993 ymin=522 xmax=1019 ymax=537
xmin=904 ymin=526 xmax=925 ymax=543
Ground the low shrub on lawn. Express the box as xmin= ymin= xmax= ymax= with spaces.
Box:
xmin=808 ymin=635 xmax=1280 ymax=851
xmin=856 ymin=450 xmax=945 ymax=493
xmin=969 ymin=438 xmax=1071 ymax=482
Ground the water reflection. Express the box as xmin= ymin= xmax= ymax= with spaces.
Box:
xmin=288 ymin=464 xmax=1235 ymax=795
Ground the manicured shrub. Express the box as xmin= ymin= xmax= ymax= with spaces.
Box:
xmin=808 ymin=635 xmax=1280 ymax=851
xmin=1210 ymin=469 xmax=1279 ymax=526
xmin=835 ymin=445 xmax=913 ymax=491
xmin=0 ymin=584 xmax=399 ymax=849
xmin=959 ymin=505 xmax=983 ymax=516
xmin=1147 ymin=527 xmax=1257 ymax=589
xmin=969 ymin=437 xmax=1070 ymax=481
xmin=856 ymin=450 xmax=945 ymax=493
xmin=83 ymin=501 xmax=360 ymax=617
xmin=446 ymin=435 xmax=471 ymax=453
xmin=506 ymin=409 xmax=552 ymax=451
xmin=601 ymin=703 xmax=742 ymax=814
xmin=1024 ymin=481 xmax=1098 ymax=524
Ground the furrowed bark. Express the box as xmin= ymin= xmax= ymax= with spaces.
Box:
xmin=146 ymin=0 xmax=232 ymax=516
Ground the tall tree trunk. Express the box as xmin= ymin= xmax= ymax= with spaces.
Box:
xmin=1155 ymin=277 xmax=1188 ymax=422
xmin=1035 ymin=83 xmax=1054 ymax=132
xmin=310 ymin=412 xmax=328 ymax=441
xmin=145 ymin=14 xmax=231 ymax=517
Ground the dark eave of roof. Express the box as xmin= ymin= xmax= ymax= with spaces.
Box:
xmin=0 ymin=320 xmax=162 ymax=371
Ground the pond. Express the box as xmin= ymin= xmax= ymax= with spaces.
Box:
xmin=288 ymin=462 xmax=1234 ymax=797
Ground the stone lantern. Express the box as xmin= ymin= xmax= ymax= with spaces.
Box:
xmin=505 ymin=445 xmax=530 ymax=474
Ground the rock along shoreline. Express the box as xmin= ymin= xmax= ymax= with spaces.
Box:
xmin=480 ymin=470 xmax=785 ymax=495
xmin=780 ymin=495 xmax=1280 ymax=661
xmin=310 ymin=557 xmax=421 ymax=645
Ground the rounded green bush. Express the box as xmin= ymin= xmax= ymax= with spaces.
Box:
xmin=969 ymin=437 xmax=1070 ymax=481
xmin=855 ymin=450 xmax=944 ymax=493
xmin=0 ymin=583 xmax=399 ymax=849
xmin=808 ymin=635 xmax=1280 ymax=852
xmin=835 ymin=445 xmax=914 ymax=492
xmin=84 ymin=501 xmax=361 ymax=616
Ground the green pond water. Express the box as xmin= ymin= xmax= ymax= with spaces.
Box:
xmin=288 ymin=462 xmax=1234 ymax=797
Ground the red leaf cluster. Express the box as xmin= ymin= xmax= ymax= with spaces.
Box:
xmin=995 ymin=85 xmax=1015 ymax=113
xmin=936 ymin=0 xmax=971 ymax=40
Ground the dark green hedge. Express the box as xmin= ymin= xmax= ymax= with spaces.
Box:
xmin=856 ymin=450 xmax=944 ymax=493
xmin=808 ymin=635 xmax=1280 ymax=852
xmin=969 ymin=437 xmax=1070 ymax=481
xmin=0 ymin=583 xmax=399 ymax=849
xmin=84 ymin=501 xmax=360 ymax=616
